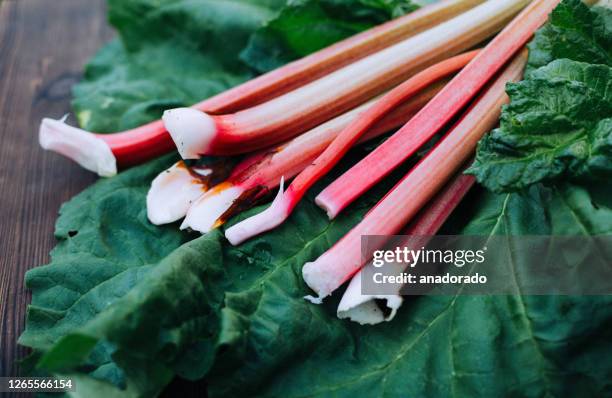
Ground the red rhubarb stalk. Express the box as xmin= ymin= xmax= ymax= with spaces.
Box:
xmin=316 ymin=0 xmax=558 ymax=219
xmin=164 ymin=0 xmax=527 ymax=158
xmin=167 ymin=83 xmax=444 ymax=232
xmin=302 ymin=50 xmax=527 ymax=302
xmin=224 ymin=51 xmax=479 ymax=245
xmin=39 ymin=0 xmax=482 ymax=176
xmin=337 ymin=170 xmax=475 ymax=325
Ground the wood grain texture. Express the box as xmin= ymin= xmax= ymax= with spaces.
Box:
xmin=0 ymin=0 xmax=112 ymax=383
xmin=0 ymin=1 xmax=208 ymax=395
xmin=0 ymin=0 xmax=113 ymax=382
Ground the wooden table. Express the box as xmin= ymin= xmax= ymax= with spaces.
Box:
xmin=0 ymin=0 xmax=204 ymax=395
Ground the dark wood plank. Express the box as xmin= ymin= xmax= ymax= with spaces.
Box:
xmin=0 ymin=0 xmax=113 ymax=386
xmin=0 ymin=2 xmax=208 ymax=395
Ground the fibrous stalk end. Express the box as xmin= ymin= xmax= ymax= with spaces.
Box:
xmin=225 ymin=177 xmax=289 ymax=245
xmin=147 ymin=161 xmax=206 ymax=225
xmin=39 ymin=117 xmax=117 ymax=177
xmin=302 ymin=257 xmax=336 ymax=302
xmin=180 ymin=183 xmax=244 ymax=234
xmin=163 ymin=108 xmax=217 ymax=159
xmin=314 ymin=192 xmax=340 ymax=220
xmin=336 ymin=270 xmax=403 ymax=324
xmin=303 ymin=295 xmax=324 ymax=305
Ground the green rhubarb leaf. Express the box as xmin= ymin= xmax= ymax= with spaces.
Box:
xmin=20 ymin=142 xmax=402 ymax=396
xmin=21 ymin=157 xmax=612 ymax=398
xmin=469 ymin=59 xmax=612 ymax=192
xmin=469 ymin=0 xmax=612 ymax=193
xmin=240 ymin=0 xmax=418 ymax=73
xmin=204 ymin=183 xmax=612 ymax=397
xmin=18 ymin=154 xmax=188 ymax=395
xmin=526 ymin=0 xmax=612 ymax=75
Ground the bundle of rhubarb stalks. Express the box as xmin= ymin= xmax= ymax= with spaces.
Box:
xmin=40 ymin=0 xmax=571 ymax=322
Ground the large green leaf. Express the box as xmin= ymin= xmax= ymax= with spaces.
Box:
xmin=525 ymin=0 xmax=612 ymax=75
xmin=469 ymin=0 xmax=612 ymax=193
xmin=204 ymin=183 xmax=612 ymax=397
xmin=469 ymin=60 xmax=612 ymax=192
xmin=21 ymin=175 xmax=612 ymax=397
xmin=19 ymin=155 xmax=188 ymax=395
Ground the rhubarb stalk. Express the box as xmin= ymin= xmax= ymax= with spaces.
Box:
xmin=39 ymin=0 xmax=482 ymax=176
xmin=169 ymin=83 xmax=443 ymax=232
xmin=164 ymin=0 xmax=527 ymax=158
xmin=316 ymin=0 xmax=559 ymax=219
xmin=337 ymin=171 xmax=475 ymax=325
xmin=302 ymin=50 xmax=527 ymax=302
xmin=224 ymin=51 xmax=479 ymax=245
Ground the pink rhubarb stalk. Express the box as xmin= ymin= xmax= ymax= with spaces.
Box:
xmin=302 ymin=50 xmax=527 ymax=302
xmin=164 ymin=0 xmax=527 ymax=158
xmin=39 ymin=0 xmax=482 ymax=176
xmin=224 ymin=51 xmax=479 ymax=245
xmin=337 ymin=171 xmax=475 ymax=325
xmin=315 ymin=0 xmax=558 ymax=219
xmin=172 ymin=83 xmax=444 ymax=232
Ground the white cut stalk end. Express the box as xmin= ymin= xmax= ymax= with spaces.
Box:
xmin=336 ymin=269 xmax=403 ymax=325
xmin=39 ymin=117 xmax=117 ymax=177
xmin=314 ymin=192 xmax=340 ymax=220
xmin=163 ymin=108 xmax=217 ymax=159
xmin=303 ymin=295 xmax=324 ymax=305
xmin=225 ymin=177 xmax=289 ymax=245
xmin=146 ymin=162 xmax=206 ymax=225
xmin=302 ymin=256 xmax=340 ymax=302
xmin=181 ymin=183 xmax=244 ymax=234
